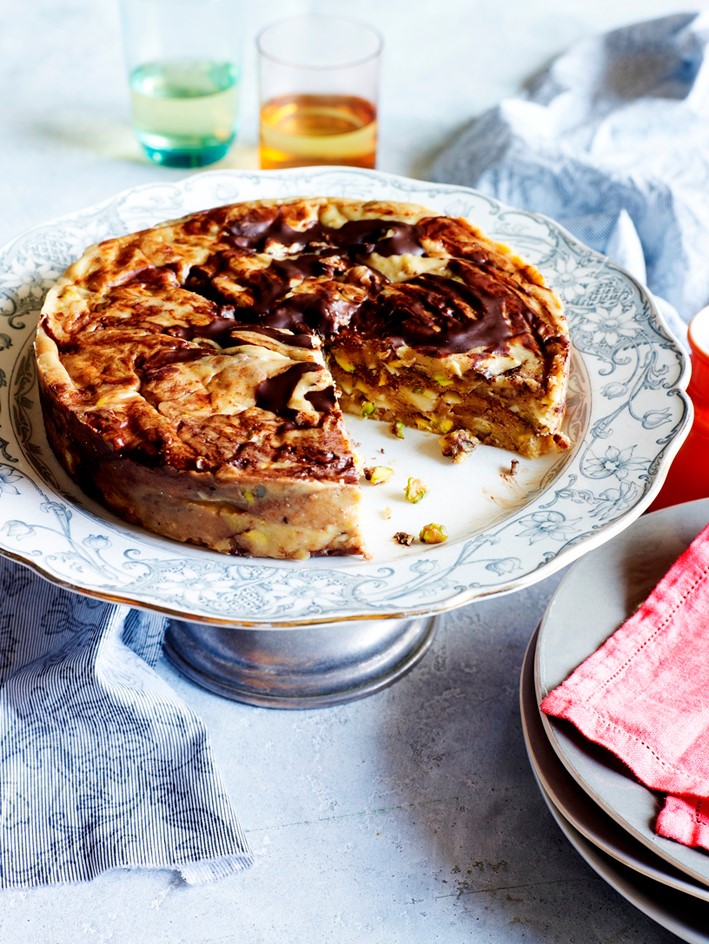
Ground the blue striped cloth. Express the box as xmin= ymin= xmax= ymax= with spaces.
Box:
xmin=0 ymin=556 xmax=252 ymax=887
xmin=431 ymin=12 xmax=709 ymax=340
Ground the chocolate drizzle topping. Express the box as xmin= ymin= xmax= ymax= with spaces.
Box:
xmin=305 ymin=384 xmax=337 ymax=414
xmin=160 ymin=317 xmax=315 ymax=351
xmin=256 ymin=362 xmax=334 ymax=424
xmin=226 ymin=209 xmax=425 ymax=258
xmin=125 ymin=201 xmax=549 ymax=426
xmin=353 ymin=265 xmax=535 ymax=357
xmin=175 ymin=204 xmax=544 ymax=362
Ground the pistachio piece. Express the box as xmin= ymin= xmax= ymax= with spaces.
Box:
xmin=438 ymin=417 xmax=454 ymax=433
xmin=334 ymin=351 xmax=355 ymax=373
xmin=419 ymin=522 xmax=448 ymax=544
xmin=404 ymin=477 xmax=428 ymax=503
xmin=363 ymin=465 xmax=394 ymax=485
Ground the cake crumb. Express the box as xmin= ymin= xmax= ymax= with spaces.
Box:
xmin=439 ymin=428 xmax=479 ymax=462
xmin=501 ymin=459 xmax=520 ymax=481
xmin=393 ymin=531 xmax=415 ymax=546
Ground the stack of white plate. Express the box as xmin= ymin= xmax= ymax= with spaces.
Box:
xmin=521 ymin=499 xmax=709 ymax=943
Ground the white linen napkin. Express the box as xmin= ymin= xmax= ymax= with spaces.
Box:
xmin=0 ymin=556 xmax=253 ymax=887
xmin=431 ymin=11 xmax=709 ymax=339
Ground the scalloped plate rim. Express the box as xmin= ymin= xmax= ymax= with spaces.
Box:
xmin=0 ymin=167 xmax=692 ymax=626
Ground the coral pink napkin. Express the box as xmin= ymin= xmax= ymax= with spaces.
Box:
xmin=541 ymin=522 xmax=709 ymax=852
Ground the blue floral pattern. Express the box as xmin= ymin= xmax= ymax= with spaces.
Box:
xmin=0 ymin=554 xmax=253 ymax=888
xmin=0 ymin=168 xmax=691 ymax=625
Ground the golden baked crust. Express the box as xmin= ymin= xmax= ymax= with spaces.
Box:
xmin=36 ymin=196 xmax=570 ymax=559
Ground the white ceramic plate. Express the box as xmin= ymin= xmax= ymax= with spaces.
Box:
xmin=540 ymin=783 xmax=709 ymax=944
xmin=0 ymin=167 xmax=691 ymax=626
xmin=521 ymin=626 xmax=709 ymax=902
xmin=536 ymin=498 xmax=709 ymax=888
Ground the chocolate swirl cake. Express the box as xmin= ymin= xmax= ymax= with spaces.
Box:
xmin=35 ymin=197 xmax=570 ymax=559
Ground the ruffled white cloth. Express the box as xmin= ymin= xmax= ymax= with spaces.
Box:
xmin=432 ymin=12 xmax=709 ymax=341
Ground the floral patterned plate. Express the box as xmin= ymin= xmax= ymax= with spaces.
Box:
xmin=0 ymin=168 xmax=691 ymax=626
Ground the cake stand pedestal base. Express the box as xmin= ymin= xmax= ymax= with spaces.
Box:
xmin=163 ymin=614 xmax=439 ymax=708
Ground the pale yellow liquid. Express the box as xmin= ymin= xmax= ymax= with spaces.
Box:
xmin=260 ymin=94 xmax=377 ymax=170
xmin=130 ymin=59 xmax=238 ymax=166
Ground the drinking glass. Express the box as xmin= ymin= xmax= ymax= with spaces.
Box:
xmin=257 ymin=15 xmax=382 ymax=171
xmin=121 ymin=0 xmax=241 ymax=168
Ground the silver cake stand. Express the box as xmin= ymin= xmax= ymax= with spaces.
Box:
xmin=163 ymin=613 xmax=440 ymax=709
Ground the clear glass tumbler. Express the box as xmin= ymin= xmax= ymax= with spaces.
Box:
xmin=121 ymin=0 xmax=241 ymax=168
xmin=257 ymin=15 xmax=382 ymax=171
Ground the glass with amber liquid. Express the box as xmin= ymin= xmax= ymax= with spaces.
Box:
xmin=258 ymin=16 xmax=382 ymax=171
xmin=260 ymin=93 xmax=377 ymax=170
